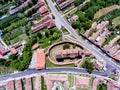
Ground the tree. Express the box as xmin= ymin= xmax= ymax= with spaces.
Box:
xmin=63 ymin=43 xmax=70 ymax=50
xmin=53 ymin=32 xmax=58 ymax=40
xmin=74 ymin=0 xmax=85 ymax=6
xmin=72 ymin=21 xmax=80 ymax=29
xmin=82 ymin=58 xmax=94 ymax=73
xmin=97 ymin=83 xmax=107 ymax=90
xmin=9 ymin=54 xmax=17 ymax=60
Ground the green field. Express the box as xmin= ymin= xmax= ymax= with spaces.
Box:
xmin=10 ymin=33 xmax=28 ymax=44
xmin=112 ymin=16 xmax=120 ymax=26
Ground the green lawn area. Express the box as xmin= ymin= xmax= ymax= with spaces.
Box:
xmin=10 ymin=33 xmax=28 ymax=44
xmin=68 ymin=74 xmax=74 ymax=87
xmin=76 ymin=87 xmax=89 ymax=90
xmin=112 ymin=16 xmax=120 ymax=26
xmin=0 ymin=66 xmax=15 ymax=75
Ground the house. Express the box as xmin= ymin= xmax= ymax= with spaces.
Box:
xmin=107 ymin=80 xmax=120 ymax=90
xmin=44 ymin=74 xmax=68 ymax=90
xmin=36 ymin=49 xmax=46 ymax=70
xmin=9 ymin=5 xmax=19 ymax=15
xmin=89 ymin=21 xmax=109 ymax=41
xmin=35 ymin=75 xmax=41 ymax=90
xmin=15 ymin=79 xmax=22 ymax=90
xmin=25 ymin=78 xmax=32 ymax=90
xmin=32 ymin=16 xmax=55 ymax=33
xmin=93 ymin=59 xmax=105 ymax=71
xmin=10 ymin=48 xmax=18 ymax=55
xmin=40 ymin=6 xmax=48 ymax=15
xmin=113 ymin=53 xmax=120 ymax=61
xmin=35 ymin=0 xmax=45 ymax=9
xmin=104 ymin=36 xmax=120 ymax=51
xmin=97 ymin=37 xmax=106 ymax=46
xmin=6 ymin=80 xmax=14 ymax=90
xmin=108 ymin=45 xmax=120 ymax=56
xmin=84 ymin=22 xmax=97 ymax=37
xmin=58 ymin=0 xmax=74 ymax=10
xmin=32 ymin=43 xmax=40 ymax=50
xmin=55 ymin=49 xmax=80 ymax=59
xmin=70 ymin=15 xmax=78 ymax=22
xmin=75 ymin=76 xmax=90 ymax=88
xmin=55 ymin=0 xmax=64 ymax=4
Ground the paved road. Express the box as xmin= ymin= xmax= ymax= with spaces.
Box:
xmin=0 ymin=68 xmax=110 ymax=81
xmin=46 ymin=0 xmax=120 ymax=72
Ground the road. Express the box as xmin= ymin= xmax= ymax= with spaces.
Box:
xmin=46 ymin=0 xmax=120 ymax=72
xmin=0 ymin=68 xmax=110 ymax=81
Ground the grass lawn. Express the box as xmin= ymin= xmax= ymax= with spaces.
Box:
xmin=10 ymin=33 xmax=28 ymax=44
xmin=0 ymin=66 xmax=15 ymax=75
xmin=76 ymin=87 xmax=89 ymax=90
xmin=112 ymin=16 xmax=120 ymax=26
xmin=31 ymin=77 xmax=35 ymax=90
xmin=68 ymin=74 xmax=74 ymax=87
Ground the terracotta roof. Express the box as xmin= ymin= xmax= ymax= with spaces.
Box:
xmin=109 ymin=45 xmax=120 ymax=56
xmin=113 ymin=53 xmax=120 ymax=61
xmin=93 ymin=59 xmax=105 ymax=71
xmin=10 ymin=48 xmax=18 ymax=54
xmin=36 ymin=49 xmax=45 ymax=70
xmin=15 ymin=79 xmax=22 ymax=90
xmin=55 ymin=49 xmax=80 ymax=59
xmin=32 ymin=16 xmax=55 ymax=33
xmin=89 ymin=21 xmax=109 ymax=41
xmin=25 ymin=78 xmax=32 ymax=90
xmin=35 ymin=0 xmax=45 ymax=9
xmin=35 ymin=75 xmax=41 ymax=90
xmin=71 ymin=15 xmax=78 ymax=22
xmin=59 ymin=0 xmax=74 ymax=10
xmin=109 ymin=36 xmax=120 ymax=47
xmin=75 ymin=76 xmax=90 ymax=88
xmin=92 ymin=79 xmax=99 ymax=90
xmin=6 ymin=80 xmax=14 ymax=90
xmin=55 ymin=0 xmax=64 ymax=4
xmin=97 ymin=37 xmax=105 ymax=46
xmin=32 ymin=43 xmax=40 ymax=50
xmin=40 ymin=6 xmax=48 ymax=14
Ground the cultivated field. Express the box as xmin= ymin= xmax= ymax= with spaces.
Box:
xmin=94 ymin=5 xmax=120 ymax=19
xmin=112 ymin=16 xmax=120 ymax=26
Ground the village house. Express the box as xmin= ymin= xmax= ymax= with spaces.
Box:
xmin=32 ymin=43 xmax=40 ymax=50
xmin=6 ymin=80 xmax=14 ymax=90
xmin=55 ymin=49 xmax=80 ymax=59
xmin=75 ymin=76 xmax=90 ymax=88
xmin=31 ymin=15 xmax=55 ymax=33
xmin=36 ymin=49 xmax=46 ymax=70
xmin=104 ymin=36 xmax=120 ymax=51
xmin=93 ymin=59 xmax=106 ymax=71
xmin=89 ymin=21 xmax=109 ymax=42
xmin=9 ymin=5 xmax=19 ymax=15
xmin=58 ymin=0 xmax=74 ymax=10
xmin=25 ymin=78 xmax=32 ymax=90
xmin=15 ymin=79 xmax=22 ymax=90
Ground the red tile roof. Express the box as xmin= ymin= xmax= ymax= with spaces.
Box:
xmin=36 ymin=49 xmax=45 ymax=70
xmin=25 ymin=78 xmax=32 ymax=90
xmin=6 ymin=80 xmax=14 ymax=90
xmin=10 ymin=48 xmax=18 ymax=55
xmin=40 ymin=6 xmax=48 ymax=14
